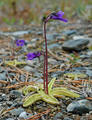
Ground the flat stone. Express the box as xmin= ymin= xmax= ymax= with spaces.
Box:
xmin=62 ymin=30 xmax=77 ymax=36
xmin=10 ymin=107 xmax=24 ymax=116
xmin=53 ymin=112 xmax=63 ymax=120
xmin=62 ymin=39 xmax=89 ymax=51
xmin=23 ymin=66 xmax=35 ymax=72
xmin=10 ymin=90 xmax=22 ymax=98
xmin=64 ymin=117 xmax=73 ymax=120
xmin=6 ymin=118 xmax=14 ymax=120
xmin=19 ymin=111 xmax=28 ymax=119
xmin=0 ymin=72 xmax=7 ymax=80
xmin=67 ymin=99 xmax=92 ymax=115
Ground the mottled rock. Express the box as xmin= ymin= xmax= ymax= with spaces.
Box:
xmin=23 ymin=66 xmax=34 ymax=72
xmin=53 ymin=112 xmax=63 ymax=120
xmin=10 ymin=90 xmax=22 ymax=98
xmin=6 ymin=118 xmax=14 ymax=120
xmin=62 ymin=39 xmax=89 ymax=51
xmin=67 ymin=99 xmax=92 ymax=115
xmin=10 ymin=107 xmax=24 ymax=116
xmin=64 ymin=117 xmax=73 ymax=120
xmin=0 ymin=72 xmax=7 ymax=80
xmin=62 ymin=30 xmax=77 ymax=36
xmin=19 ymin=111 xmax=28 ymax=119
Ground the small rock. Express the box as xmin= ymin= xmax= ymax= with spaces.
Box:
xmin=51 ymin=71 xmax=64 ymax=78
xmin=37 ymin=31 xmax=43 ymax=35
xmin=62 ymin=39 xmax=89 ymax=51
xmin=10 ymin=107 xmax=24 ymax=116
xmin=62 ymin=30 xmax=77 ymax=36
xmin=48 ymin=58 xmax=57 ymax=65
xmin=53 ymin=112 xmax=63 ymax=120
xmin=47 ymin=34 xmax=57 ymax=41
xmin=48 ymin=43 xmax=60 ymax=49
xmin=6 ymin=101 xmax=13 ymax=106
xmin=0 ymin=72 xmax=7 ymax=80
xmin=19 ymin=111 xmax=33 ymax=119
xmin=23 ymin=66 xmax=34 ymax=72
xmin=19 ymin=111 xmax=28 ymax=119
xmin=10 ymin=90 xmax=22 ymax=98
xmin=2 ymin=94 xmax=7 ymax=100
xmin=6 ymin=118 xmax=14 ymax=120
xmin=64 ymin=117 xmax=73 ymax=120
xmin=86 ymin=69 xmax=92 ymax=77
xmin=67 ymin=99 xmax=92 ymax=115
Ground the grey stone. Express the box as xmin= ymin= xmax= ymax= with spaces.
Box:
xmin=19 ymin=111 xmax=28 ymax=119
xmin=62 ymin=30 xmax=77 ymax=36
xmin=23 ymin=66 xmax=34 ymax=72
xmin=62 ymin=39 xmax=89 ymax=51
xmin=19 ymin=111 xmax=33 ymax=119
xmin=10 ymin=107 xmax=24 ymax=116
xmin=53 ymin=112 xmax=63 ymax=120
xmin=48 ymin=43 xmax=60 ymax=49
xmin=0 ymin=72 xmax=7 ymax=80
xmin=10 ymin=90 xmax=22 ymax=98
xmin=64 ymin=117 xmax=73 ymax=120
xmin=6 ymin=118 xmax=14 ymax=120
xmin=67 ymin=99 xmax=92 ymax=115
xmin=86 ymin=69 xmax=92 ymax=77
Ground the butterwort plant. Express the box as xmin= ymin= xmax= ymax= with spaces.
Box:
xmin=23 ymin=11 xmax=80 ymax=107
xmin=26 ymin=11 xmax=68 ymax=94
xmin=43 ymin=11 xmax=68 ymax=94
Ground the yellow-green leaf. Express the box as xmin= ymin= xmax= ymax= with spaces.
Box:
xmin=22 ymin=83 xmax=43 ymax=95
xmin=48 ymin=77 xmax=56 ymax=95
xmin=64 ymin=73 xmax=86 ymax=79
xmin=51 ymin=87 xmax=80 ymax=98
xmin=22 ymin=86 xmax=38 ymax=95
xmin=23 ymin=93 xmax=41 ymax=107
xmin=38 ymin=90 xmax=59 ymax=105
xmin=5 ymin=59 xmax=26 ymax=67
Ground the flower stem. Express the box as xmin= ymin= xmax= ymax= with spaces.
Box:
xmin=44 ymin=52 xmax=46 ymax=91
xmin=43 ymin=21 xmax=48 ymax=94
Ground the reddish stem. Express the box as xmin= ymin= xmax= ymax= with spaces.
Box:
xmin=43 ymin=22 xmax=48 ymax=94
xmin=44 ymin=52 xmax=46 ymax=91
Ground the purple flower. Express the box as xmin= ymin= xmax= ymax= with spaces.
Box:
xmin=47 ymin=11 xmax=68 ymax=22
xmin=27 ymin=51 xmax=41 ymax=60
xmin=16 ymin=40 xmax=25 ymax=47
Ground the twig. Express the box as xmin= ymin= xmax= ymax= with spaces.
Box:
xmin=25 ymin=109 xmax=50 ymax=120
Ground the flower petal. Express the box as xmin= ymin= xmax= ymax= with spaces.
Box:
xmin=56 ymin=11 xmax=64 ymax=17
xmin=16 ymin=40 xmax=25 ymax=47
xmin=47 ymin=10 xmax=68 ymax=23
xmin=27 ymin=52 xmax=41 ymax=60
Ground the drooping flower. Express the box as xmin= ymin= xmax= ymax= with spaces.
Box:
xmin=46 ymin=11 xmax=68 ymax=22
xmin=42 ymin=10 xmax=68 ymax=94
xmin=27 ymin=52 xmax=41 ymax=60
xmin=16 ymin=40 xmax=25 ymax=47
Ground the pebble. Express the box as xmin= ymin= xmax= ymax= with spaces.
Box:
xmin=67 ymin=99 xmax=92 ymax=115
xmin=53 ymin=112 xmax=63 ymax=120
xmin=19 ymin=111 xmax=28 ymax=119
xmin=0 ymin=72 xmax=7 ymax=80
xmin=86 ymin=69 xmax=92 ymax=77
xmin=6 ymin=118 xmax=14 ymax=120
xmin=10 ymin=90 xmax=22 ymax=98
xmin=62 ymin=39 xmax=89 ymax=51
xmin=64 ymin=117 xmax=73 ymax=120
xmin=19 ymin=111 xmax=33 ymax=119
xmin=62 ymin=30 xmax=77 ymax=36
xmin=48 ymin=58 xmax=57 ymax=65
xmin=9 ymin=107 xmax=24 ymax=116
xmin=23 ymin=65 xmax=35 ymax=72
